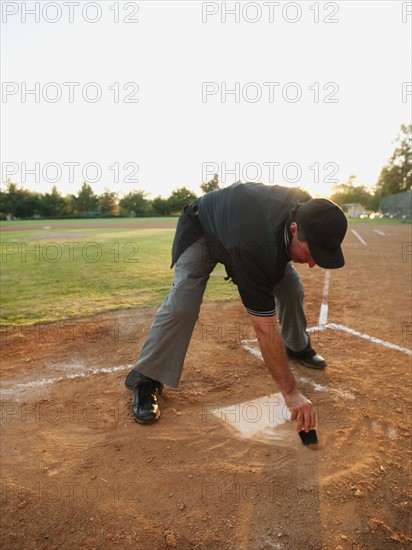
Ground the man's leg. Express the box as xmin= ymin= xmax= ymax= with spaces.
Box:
xmin=273 ymin=263 xmax=326 ymax=369
xmin=125 ymin=236 xmax=217 ymax=423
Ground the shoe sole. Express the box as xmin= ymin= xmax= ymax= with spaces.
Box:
xmin=300 ymin=359 xmax=327 ymax=369
xmin=132 ymin=411 xmax=160 ymax=424
xmin=287 ymin=356 xmax=327 ymax=369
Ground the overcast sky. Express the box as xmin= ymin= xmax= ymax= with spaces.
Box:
xmin=1 ymin=0 xmax=411 ymax=199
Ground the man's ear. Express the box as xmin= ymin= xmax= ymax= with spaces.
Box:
xmin=290 ymin=222 xmax=298 ymax=235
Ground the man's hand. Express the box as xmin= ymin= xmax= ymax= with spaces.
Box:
xmin=283 ymin=389 xmax=316 ymax=432
xmin=248 ymin=314 xmax=317 ymax=433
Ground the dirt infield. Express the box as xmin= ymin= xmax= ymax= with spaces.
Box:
xmin=1 ymin=223 xmax=411 ymax=549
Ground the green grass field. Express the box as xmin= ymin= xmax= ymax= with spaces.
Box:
xmin=1 ymin=216 xmax=407 ymax=326
xmin=1 ymin=217 xmax=176 ymax=227
xmin=0 ymin=218 xmax=239 ymax=326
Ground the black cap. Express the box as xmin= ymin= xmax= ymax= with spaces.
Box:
xmin=296 ymin=199 xmax=348 ymax=269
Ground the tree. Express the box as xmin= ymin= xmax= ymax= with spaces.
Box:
xmin=330 ymin=175 xmax=374 ymax=210
xmin=376 ymin=124 xmax=412 ymax=196
xmin=367 ymin=191 xmax=381 ymax=212
xmin=151 ymin=197 xmax=172 ymax=216
xmin=98 ymin=189 xmax=119 ymax=216
xmin=75 ymin=182 xmax=98 ymax=215
xmin=168 ymin=187 xmax=197 ymax=215
xmin=17 ymin=192 xmax=42 ymax=218
xmin=62 ymin=194 xmax=77 ymax=217
xmin=38 ymin=186 xmax=65 ymax=217
xmin=0 ymin=181 xmax=41 ymax=218
xmin=0 ymin=180 xmax=17 ymax=216
xmin=0 ymin=190 xmax=7 ymax=218
xmin=200 ymin=173 xmax=219 ymax=194
xmin=119 ymin=190 xmax=149 ymax=216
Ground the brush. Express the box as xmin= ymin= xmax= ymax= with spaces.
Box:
xmin=298 ymin=429 xmax=318 ymax=445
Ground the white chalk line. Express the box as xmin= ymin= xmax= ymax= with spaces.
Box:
xmin=241 ymin=265 xmax=410 ymax=400
xmin=0 ymin=364 xmax=132 ymax=396
xmin=242 ymin=265 xmax=410 ymax=405
xmin=243 ymin=321 xmax=412 ymax=357
xmin=242 ymin=322 xmax=412 ymax=362
xmin=297 ymin=374 xmax=356 ymax=400
xmin=373 ymin=229 xmax=386 ymax=236
xmin=318 ymin=270 xmax=330 ymax=328
xmin=325 ymin=324 xmax=412 ymax=356
xmin=351 ymin=229 xmax=367 ymax=245
xmin=242 ymin=342 xmax=264 ymax=360
xmin=241 ymin=338 xmax=355 ymax=399
xmin=316 ymin=264 xmax=409 ymax=355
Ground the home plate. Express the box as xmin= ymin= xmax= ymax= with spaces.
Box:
xmin=212 ymin=392 xmax=299 ymax=446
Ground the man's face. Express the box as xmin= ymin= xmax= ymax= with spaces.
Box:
xmin=288 ymin=222 xmax=316 ymax=268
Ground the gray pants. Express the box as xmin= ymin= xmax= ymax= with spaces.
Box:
xmin=133 ymin=236 xmax=309 ymax=387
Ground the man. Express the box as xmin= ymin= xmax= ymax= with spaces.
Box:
xmin=125 ymin=183 xmax=348 ymax=433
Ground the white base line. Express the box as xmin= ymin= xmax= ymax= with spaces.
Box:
xmin=241 ymin=339 xmax=356 ymax=397
xmin=373 ymin=229 xmax=386 ymax=236
xmin=324 ymin=324 xmax=412 ymax=356
xmin=1 ymin=364 xmax=132 ymax=393
xmin=242 ymin=254 xmax=411 ymax=375
xmin=243 ymin=323 xmax=412 ymax=357
xmin=351 ymin=229 xmax=367 ymax=245
xmin=319 ymin=270 xmax=330 ymax=328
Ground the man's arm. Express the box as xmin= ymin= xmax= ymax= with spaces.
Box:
xmin=249 ymin=313 xmax=316 ymax=432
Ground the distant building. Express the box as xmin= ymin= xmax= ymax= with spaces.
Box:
xmin=344 ymin=203 xmax=368 ymax=218
xmin=380 ymin=190 xmax=412 ymax=220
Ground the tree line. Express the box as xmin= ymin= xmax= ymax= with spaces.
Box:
xmin=1 ymin=126 xmax=410 ymax=219
xmin=0 ymin=181 xmax=217 ymax=220
xmin=330 ymin=124 xmax=411 ymax=212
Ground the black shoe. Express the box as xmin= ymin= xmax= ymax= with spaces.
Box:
xmin=125 ymin=368 xmax=146 ymax=389
xmin=125 ymin=370 xmax=163 ymax=424
xmin=286 ymin=346 xmax=327 ymax=369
